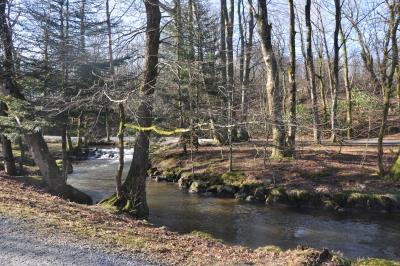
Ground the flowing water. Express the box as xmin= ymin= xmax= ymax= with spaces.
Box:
xmin=68 ymin=148 xmax=400 ymax=260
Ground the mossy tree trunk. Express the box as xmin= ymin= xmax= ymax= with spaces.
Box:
xmin=103 ymin=0 xmax=161 ymax=218
xmin=25 ymin=132 xmax=65 ymax=191
xmin=378 ymin=1 xmax=399 ymax=176
xmin=256 ymin=0 xmax=285 ymax=158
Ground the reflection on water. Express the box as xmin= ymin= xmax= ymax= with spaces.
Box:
xmin=68 ymin=148 xmax=400 ymax=260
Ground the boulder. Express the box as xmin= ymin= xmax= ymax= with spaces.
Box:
xmin=254 ymin=187 xmax=267 ymax=201
xmin=178 ymin=173 xmax=194 ymax=190
xmin=235 ymin=191 xmax=247 ymax=200
xmin=245 ymin=195 xmax=255 ymax=203
xmin=189 ymin=180 xmax=207 ymax=193
xmin=216 ymin=185 xmax=236 ymax=197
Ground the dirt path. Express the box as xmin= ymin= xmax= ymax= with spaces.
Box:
xmin=0 ymin=216 xmax=155 ymax=266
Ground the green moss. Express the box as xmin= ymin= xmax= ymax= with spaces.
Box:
xmin=56 ymin=159 xmax=63 ymax=168
xmin=220 ymin=172 xmax=260 ymax=189
xmin=11 ymin=149 xmax=22 ymax=157
xmin=353 ymin=258 xmax=400 ymax=266
xmin=221 ymin=172 xmax=246 ymax=186
xmin=266 ymin=188 xmax=288 ymax=204
xmin=256 ymin=245 xmax=283 ymax=254
xmin=287 ymin=189 xmax=311 ymax=202
xmin=190 ymin=231 xmax=223 ymax=243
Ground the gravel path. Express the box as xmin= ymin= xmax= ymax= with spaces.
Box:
xmin=0 ymin=216 xmax=155 ymax=266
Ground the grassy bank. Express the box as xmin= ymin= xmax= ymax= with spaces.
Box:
xmin=1 ymin=174 xmax=399 ymax=265
xmin=0 ymin=174 xmax=343 ymax=265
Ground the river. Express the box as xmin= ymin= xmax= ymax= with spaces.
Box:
xmin=68 ymin=148 xmax=400 ymax=260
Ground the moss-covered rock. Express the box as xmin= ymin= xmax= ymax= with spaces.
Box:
xmin=189 ymin=180 xmax=207 ymax=193
xmin=216 ymin=185 xmax=236 ymax=197
xmin=347 ymin=192 xmax=372 ymax=209
xmin=178 ymin=172 xmax=194 ymax=189
xmin=221 ymin=172 xmax=246 ymax=186
xmin=266 ymin=187 xmax=288 ymax=205
xmin=147 ymin=167 xmax=161 ymax=177
xmin=254 ymin=187 xmax=267 ymax=201
xmin=287 ymin=189 xmax=312 ymax=206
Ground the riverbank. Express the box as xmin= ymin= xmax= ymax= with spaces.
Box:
xmin=0 ymin=174 xmax=352 ymax=265
xmin=151 ymin=139 xmax=400 ymax=213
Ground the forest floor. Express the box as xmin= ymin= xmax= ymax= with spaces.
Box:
xmin=154 ymin=135 xmax=400 ymax=196
xmin=0 ymin=174 xmax=346 ymax=266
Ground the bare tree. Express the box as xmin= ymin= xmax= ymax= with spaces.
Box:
xmin=287 ymin=0 xmax=296 ymax=156
xmin=330 ymin=0 xmax=342 ymax=143
xmin=255 ymin=0 xmax=285 ymax=158
xmin=103 ymin=0 xmax=161 ymax=218
xmin=305 ymin=0 xmax=320 ymax=144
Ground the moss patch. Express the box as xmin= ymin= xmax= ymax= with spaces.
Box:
xmin=354 ymin=258 xmax=400 ymax=266
xmin=256 ymin=245 xmax=283 ymax=254
xmin=190 ymin=231 xmax=223 ymax=243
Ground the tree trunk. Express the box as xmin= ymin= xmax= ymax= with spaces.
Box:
xmin=287 ymin=0 xmax=297 ymax=156
xmin=24 ymin=133 xmax=65 ymax=190
xmin=61 ymin=125 xmax=68 ymax=180
xmin=105 ymin=108 xmax=111 ymax=142
xmin=257 ymin=0 xmax=285 ymax=158
xmin=381 ymin=1 xmax=399 ymax=176
xmin=220 ymin=0 xmax=227 ymax=88
xmin=76 ymin=114 xmax=82 ymax=149
xmin=67 ymin=128 xmax=74 ymax=152
xmin=0 ymin=102 xmax=16 ymax=175
xmin=305 ymin=0 xmax=320 ymax=144
xmin=115 ymin=103 xmax=125 ymax=197
xmin=18 ymin=137 xmax=24 ymax=174
xmin=341 ymin=25 xmax=352 ymax=140
xmin=1 ymin=135 xmax=16 ymax=175
xmin=239 ymin=0 xmax=253 ymax=142
xmin=330 ymin=0 xmax=341 ymax=143
xmin=103 ymin=0 xmax=161 ymax=218
xmin=316 ymin=48 xmax=328 ymax=121
xmin=174 ymin=0 xmax=187 ymax=153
